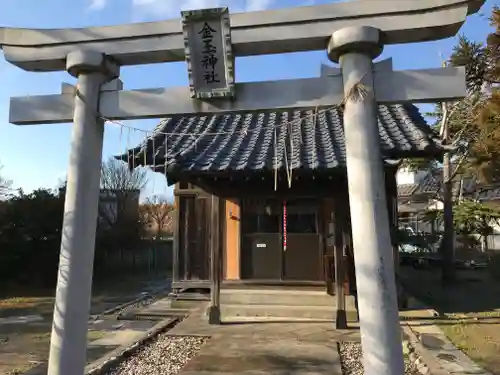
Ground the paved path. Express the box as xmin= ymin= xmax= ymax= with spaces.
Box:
xmin=405 ymin=318 xmax=493 ymax=375
xmin=401 ymin=298 xmax=494 ymax=375
xmin=167 ymin=308 xmax=359 ymax=375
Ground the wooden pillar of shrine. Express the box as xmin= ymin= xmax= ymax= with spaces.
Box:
xmin=334 ymin=196 xmax=347 ymax=328
xmin=208 ymin=195 xmax=222 ymax=325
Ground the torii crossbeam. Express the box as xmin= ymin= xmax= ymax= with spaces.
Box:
xmin=10 ymin=64 xmax=465 ymax=124
xmin=0 ymin=0 xmax=484 ymax=71
xmin=0 ymin=1 xmax=485 ymax=375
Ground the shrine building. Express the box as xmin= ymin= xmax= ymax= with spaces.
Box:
xmin=120 ymin=102 xmax=443 ymax=301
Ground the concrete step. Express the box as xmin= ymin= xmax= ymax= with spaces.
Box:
xmin=218 ymin=303 xmax=358 ymax=321
xmin=120 ymin=308 xmax=191 ymax=320
xmin=169 ymin=292 xmax=211 ymax=301
xmin=169 ymin=292 xmax=210 ymax=310
xmin=220 ymin=288 xmax=352 ymax=307
xmin=170 ymin=298 xmax=208 ymax=310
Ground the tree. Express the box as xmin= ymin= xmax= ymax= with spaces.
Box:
xmin=0 ymin=162 xmax=12 ymax=200
xmin=94 ymin=158 xmax=149 ymax=276
xmin=446 ymin=9 xmax=500 ymax=183
xmin=140 ymin=195 xmax=175 ymax=237
xmin=417 ymin=13 xmax=499 ymax=284
xmin=472 ymin=7 xmax=500 ymax=182
xmin=452 ymin=200 xmax=500 ymax=252
xmin=99 ymin=158 xmax=148 ymax=227
xmin=0 ymin=188 xmax=65 ymax=287
xmin=485 ymin=7 xmax=500 ymax=84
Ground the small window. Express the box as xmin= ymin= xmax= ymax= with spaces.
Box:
xmin=242 ymin=213 xmax=280 ymax=234
xmin=287 ymin=213 xmax=317 ymax=233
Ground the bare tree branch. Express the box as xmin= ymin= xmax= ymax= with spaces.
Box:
xmin=0 ymin=163 xmax=12 ymax=200
xmin=99 ymin=158 xmax=148 ymax=227
xmin=140 ymin=195 xmax=175 ymax=236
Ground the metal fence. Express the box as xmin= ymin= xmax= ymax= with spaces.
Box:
xmin=94 ymin=238 xmax=173 ymax=276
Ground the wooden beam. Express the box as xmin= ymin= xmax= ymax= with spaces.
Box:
xmin=183 ymin=197 xmax=191 ymax=280
xmin=334 ymin=197 xmax=347 ymax=329
xmin=9 ymin=67 xmax=465 ymax=125
xmin=208 ymin=195 xmax=221 ymax=325
xmin=172 ymin=194 xmax=180 ymax=286
xmin=0 ymin=0 xmax=483 ymax=71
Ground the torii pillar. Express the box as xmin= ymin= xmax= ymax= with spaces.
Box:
xmin=47 ymin=51 xmax=119 ymax=375
xmin=328 ymin=27 xmax=404 ymax=375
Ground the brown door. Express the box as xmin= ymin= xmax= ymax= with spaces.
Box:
xmin=240 ymin=199 xmax=282 ymax=279
xmin=283 ymin=200 xmax=323 ymax=281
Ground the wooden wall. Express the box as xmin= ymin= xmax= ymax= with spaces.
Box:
xmin=173 ymin=169 xmax=400 ymax=288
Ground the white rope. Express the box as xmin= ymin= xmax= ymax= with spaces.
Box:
xmin=143 ymin=131 xmax=148 ymax=166
xmin=101 ymin=105 xmax=337 ymax=140
xmin=288 ymin=117 xmax=294 ymax=188
xmin=283 ymin=137 xmax=291 ymax=188
xmin=312 ymin=107 xmax=318 ymax=166
xmin=274 ymin=124 xmax=278 ymax=191
xmin=131 ymin=129 xmax=136 ymax=169
xmin=164 ymin=129 xmax=168 ymax=176
xmin=151 ymin=135 xmax=156 ymax=194
xmin=126 ymin=128 xmax=131 ymax=167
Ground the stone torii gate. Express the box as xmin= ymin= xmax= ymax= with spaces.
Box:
xmin=1 ymin=1 xmax=484 ymax=375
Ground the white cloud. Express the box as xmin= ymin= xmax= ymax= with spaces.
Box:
xmin=88 ymin=0 xmax=106 ymax=11
xmin=131 ymin=0 xmax=275 ymax=21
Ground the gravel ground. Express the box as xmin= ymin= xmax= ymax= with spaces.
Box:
xmin=339 ymin=342 xmax=420 ymax=375
xmin=106 ymin=335 xmax=208 ymax=375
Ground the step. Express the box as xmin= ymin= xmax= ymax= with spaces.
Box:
xmin=220 ymin=289 xmax=353 ymax=307
xmin=169 ymin=292 xmax=211 ymax=301
xmin=170 ymin=298 xmax=208 ymax=310
xmin=218 ymin=304 xmax=355 ymax=321
xmin=169 ymin=291 xmax=211 ymax=310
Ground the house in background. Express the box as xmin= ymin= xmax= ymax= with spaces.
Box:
xmin=397 ymin=167 xmax=435 ymax=233
xmin=395 ymin=166 xmax=500 ymax=250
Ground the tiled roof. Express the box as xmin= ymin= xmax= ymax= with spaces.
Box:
xmin=398 ymin=201 xmax=430 ymax=213
xmin=119 ymin=104 xmax=442 ymax=174
xmin=477 ymin=185 xmax=500 ymax=201
xmin=397 ymin=170 xmax=500 ymax=202
xmin=397 ymin=184 xmax=419 ymax=198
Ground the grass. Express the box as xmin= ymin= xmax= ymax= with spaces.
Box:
xmin=438 ymin=311 xmax=500 ymax=372
xmin=0 ymin=297 xmax=54 ymax=319
xmin=0 ymin=326 xmax=114 ymax=375
xmin=401 ymin=266 xmax=500 ymax=374
xmin=0 ymin=274 xmax=169 ymax=375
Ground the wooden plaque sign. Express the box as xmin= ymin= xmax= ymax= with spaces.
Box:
xmin=181 ymin=7 xmax=235 ymax=99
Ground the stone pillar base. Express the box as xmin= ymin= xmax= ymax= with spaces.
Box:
xmin=208 ymin=306 xmax=221 ymax=325
xmin=336 ymin=309 xmax=347 ymax=329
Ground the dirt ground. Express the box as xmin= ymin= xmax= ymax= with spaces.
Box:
xmin=400 ymin=266 xmax=500 ymax=374
xmin=0 ymin=276 xmax=169 ymax=375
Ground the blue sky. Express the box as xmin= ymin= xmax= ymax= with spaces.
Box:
xmin=0 ymin=0 xmax=496 ymax=199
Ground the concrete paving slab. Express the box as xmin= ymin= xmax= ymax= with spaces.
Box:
xmin=90 ymin=319 xmax=155 ymax=331
xmin=136 ymin=299 xmax=172 ymax=314
xmin=180 ymin=337 xmax=342 ymax=375
xmin=169 ymin=313 xmax=360 ymax=341
xmin=0 ymin=314 xmax=43 ymax=325
xmin=89 ymin=320 xmax=158 ymax=347
xmin=410 ymin=323 xmax=492 ymax=375
xmin=164 ymin=309 xmax=350 ymax=375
